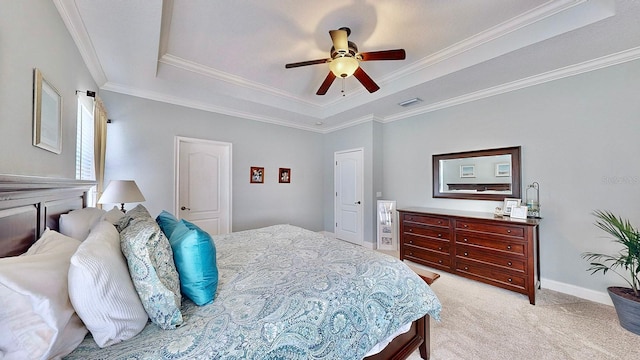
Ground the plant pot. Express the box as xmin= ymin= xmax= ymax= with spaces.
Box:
xmin=608 ymin=286 xmax=640 ymax=335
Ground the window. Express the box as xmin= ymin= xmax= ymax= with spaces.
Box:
xmin=76 ymin=96 xmax=95 ymax=180
xmin=76 ymin=95 xmax=97 ymax=205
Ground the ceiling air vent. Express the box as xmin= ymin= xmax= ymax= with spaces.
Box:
xmin=398 ymin=97 xmax=423 ymax=107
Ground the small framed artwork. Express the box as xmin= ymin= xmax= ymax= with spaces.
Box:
xmin=33 ymin=68 xmax=62 ymax=154
xmin=502 ymin=198 xmax=521 ymax=216
xmin=495 ymin=163 xmax=511 ymax=177
xmin=250 ymin=167 xmax=264 ymax=183
xmin=510 ymin=206 xmax=528 ymax=219
xmin=279 ymin=168 xmax=291 ymax=183
xmin=460 ymin=165 xmax=475 ymax=178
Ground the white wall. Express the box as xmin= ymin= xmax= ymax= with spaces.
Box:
xmin=100 ymin=91 xmax=324 ymax=232
xmin=0 ymin=0 xmax=97 ymax=177
xmin=380 ymin=59 xmax=640 ymax=302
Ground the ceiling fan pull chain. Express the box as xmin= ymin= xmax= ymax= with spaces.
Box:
xmin=341 ymin=77 xmax=346 ymax=96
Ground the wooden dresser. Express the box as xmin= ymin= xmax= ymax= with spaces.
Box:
xmin=398 ymin=207 xmax=540 ymax=304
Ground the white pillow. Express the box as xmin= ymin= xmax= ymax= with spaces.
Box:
xmin=69 ymin=221 xmax=148 ymax=347
xmin=0 ymin=229 xmax=87 ymax=360
xmin=101 ymin=206 xmax=124 ymax=225
xmin=59 ymin=207 xmax=106 ymax=240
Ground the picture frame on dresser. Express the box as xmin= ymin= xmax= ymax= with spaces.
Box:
xmin=502 ymin=198 xmax=521 ymax=216
xmin=510 ymin=206 xmax=528 ymax=219
xmin=32 ymin=68 xmax=62 ymax=154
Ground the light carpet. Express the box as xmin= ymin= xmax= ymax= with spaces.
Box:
xmin=404 ymin=267 xmax=638 ymax=360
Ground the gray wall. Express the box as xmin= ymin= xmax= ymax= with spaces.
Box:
xmin=380 ymin=59 xmax=640 ymax=302
xmin=0 ymin=0 xmax=97 ymax=177
xmin=100 ymin=91 xmax=324 ymax=232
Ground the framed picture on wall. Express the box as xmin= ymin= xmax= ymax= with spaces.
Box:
xmin=460 ymin=165 xmax=475 ymax=178
xmin=279 ymin=168 xmax=291 ymax=183
xmin=250 ymin=167 xmax=264 ymax=183
xmin=32 ymin=68 xmax=62 ymax=154
xmin=495 ymin=163 xmax=511 ymax=177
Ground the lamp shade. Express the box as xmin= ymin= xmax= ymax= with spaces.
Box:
xmin=98 ymin=180 xmax=145 ymax=205
xmin=329 ymin=56 xmax=359 ymax=78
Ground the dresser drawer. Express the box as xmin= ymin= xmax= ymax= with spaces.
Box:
xmin=455 ymin=244 xmax=526 ymax=272
xmin=404 ymin=223 xmax=450 ymax=241
xmin=403 ymin=213 xmax=450 ymax=228
xmin=455 ymin=220 xmax=524 ymax=238
xmin=455 ymin=233 xmax=526 ymax=256
xmin=404 ymin=245 xmax=451 ymax=267
xmin=404 ymin=234 xmax=450 ymax=253
xmin=455 ymin=259 xmax=526 ymax=290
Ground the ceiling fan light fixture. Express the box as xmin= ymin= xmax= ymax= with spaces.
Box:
xmin=329 ymin=56 xmax=359 ymax=78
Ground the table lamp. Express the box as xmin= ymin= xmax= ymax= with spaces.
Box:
xmin=98 ymin=180 xmax=145 ymax=213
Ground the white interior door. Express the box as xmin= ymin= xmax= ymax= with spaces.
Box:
xmin=334 ymin=149 xmax=364 ymax=246
xmin=176 ymin=137 xmax=232 ymax=235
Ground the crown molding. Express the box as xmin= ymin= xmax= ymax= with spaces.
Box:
xmin=100 ymin=82 xmax=323 ymax=133
xmin=53 ymin=0 xmax=107 ymax=86
xmin=382 ymin=46 xmax=640 ymax=124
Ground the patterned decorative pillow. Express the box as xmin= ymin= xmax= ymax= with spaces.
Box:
xmin=119 ymin=205 xmax=183 ymax=329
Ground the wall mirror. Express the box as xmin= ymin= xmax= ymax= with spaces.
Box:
xmin=433 ymin=146 xmax=521 ymax=201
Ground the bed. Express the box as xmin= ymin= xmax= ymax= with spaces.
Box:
xmin=0 ymin=175 xmax=441 ymax=359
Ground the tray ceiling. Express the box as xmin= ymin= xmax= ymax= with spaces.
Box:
xmin=55 ymin=0 xmax=640 ymax=132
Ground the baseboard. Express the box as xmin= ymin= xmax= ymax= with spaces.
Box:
xmin=541 ymin=277 xmax=613 ymax=306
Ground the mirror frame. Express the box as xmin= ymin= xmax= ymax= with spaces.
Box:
xmin=432 ymin=146 xmax=521 ymax=201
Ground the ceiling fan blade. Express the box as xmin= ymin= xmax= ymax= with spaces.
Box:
xmin=285 ymin=58 xmax=330 ymax=69
xmin=329 ymin=29 xmax=349 ymax=51
xmin=359 ymin=49 xmax=406 ymax=61
xmin=316 ymin=72 xmax=336 ymax=95
xmin=353 ymin=67 xmax=380 ymax=93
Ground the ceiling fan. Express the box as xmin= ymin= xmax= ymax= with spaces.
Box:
xmin=285 ymin=27 xmax=406 ymax=95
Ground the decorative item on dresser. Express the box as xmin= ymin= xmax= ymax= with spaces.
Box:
xmin=399 ymin=207 xmax=541 ymax=304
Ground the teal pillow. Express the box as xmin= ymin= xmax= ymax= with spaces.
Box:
xmin=168 ymin=220 xmax=218 ymax=305
xmin=156 ymin=210 xmax=179 ymax=238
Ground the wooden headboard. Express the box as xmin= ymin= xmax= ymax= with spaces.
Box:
xmin=0 ymin=175 xmax=96 ymax=258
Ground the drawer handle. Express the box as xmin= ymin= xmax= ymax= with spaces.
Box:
xmin=508 ymin=278 xmax=513 ymax=283
xmin=437 ymin=233 xmax=442 ymax=238
xmin=507 ymin=261 xmax=512 ymax=266
xmin=463 ymin=238 xmax=468 ymax=242
xmin=437 ymin=220 xmax=442 ymax=224
xmin=463 ymin=224 xmax=468 ymax=228
xmin=438 ymin=247 xmax=442 ymax=251
xmin=409 ymin=252 xmax=413 ymax=256
xmin=464 ymin=266 xmax=469 ymax=270
xmin=409 ymin=229 xmax=413 ymax=232
xmin=507 ymin=229 xmax=512 ymax=233
xmin=409 ymin=240 xmax=413 ymax=244
xmin=438 ymin=260 xmax=443 ymax=264
xmin=507 ymin=245 xmax=512 ymax=250
xmin=464 ymin=252 xmax=468 ymax=256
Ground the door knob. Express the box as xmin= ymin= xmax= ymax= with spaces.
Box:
xmin=181 ymin=206 xmax=191 ymax=211
xmin=354 ymin=201 xmax=361 ymax=204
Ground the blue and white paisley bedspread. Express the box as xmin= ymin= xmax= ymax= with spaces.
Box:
xmin=66 ymin=224 xmax=441 ymax=360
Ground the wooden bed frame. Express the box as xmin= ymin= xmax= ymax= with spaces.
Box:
xmin=0 ymin=174 xmax=432 ymax=360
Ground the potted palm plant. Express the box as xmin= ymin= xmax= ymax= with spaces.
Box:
xmin=582 ymin=210 xmax=640 ymax=334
